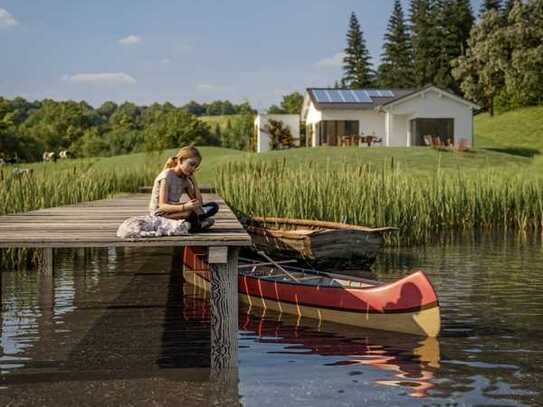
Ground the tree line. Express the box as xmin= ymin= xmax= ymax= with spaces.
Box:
xmin=340 ymin=0 xmax=543 ymax=115
xmin=0 ymin=97 xmax=255 ymax=163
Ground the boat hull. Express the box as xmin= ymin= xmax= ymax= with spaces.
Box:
xmin=183 ymin=248 xmax=440 ymax=337
xmin=246 ymin=226 xmax=383 ymax=268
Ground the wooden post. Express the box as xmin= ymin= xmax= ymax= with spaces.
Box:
xmin=37 ymin=247 xmax=54 ymax=275
xmin=208 ymin=246 xmax=239 ymax=370
xmin=208 ymin=246 xmax=240 ymax=405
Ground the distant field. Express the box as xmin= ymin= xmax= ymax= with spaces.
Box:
xmin=199 ymin=115 xmax=241 ymax=129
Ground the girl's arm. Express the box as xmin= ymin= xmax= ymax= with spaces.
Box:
xmin=188 ymin=175 xmax=203 ymax=203
xmin=158 ymin=179 xmax=186 ymax=213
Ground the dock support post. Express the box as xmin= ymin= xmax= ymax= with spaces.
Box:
xmin=208 ymin=246 xmax=239 ymax=370
xmin=208 ymin=246 xmax=239 ymax=405
xmin=37 ymin=247 xmax=54 ymax=275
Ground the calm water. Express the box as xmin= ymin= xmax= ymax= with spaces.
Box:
xmin=1 ymin=234 xmax=542 ymax=406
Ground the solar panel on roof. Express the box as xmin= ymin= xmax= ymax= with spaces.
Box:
xmin=325 ymin=89 xmax=342 ymax=103
xmin=366 ymin=90 xmax=380 ymax=97
xmin=379 ymin=90 xmax=395 ymax=97
xmin=313 ymin=89 xmax=330 ymax=103
xmin=352 ymin=90 xmax=372 ymax=103
xmin=342 ymin=90 xmax=357 ymax=103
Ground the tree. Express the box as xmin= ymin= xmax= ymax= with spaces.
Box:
xmin=452 ymin=9 xmax=508 ymax=115
xmin=97 ymin=101 xmax=118 ymax=120
xmin=265 ymin=119 xmax=294 ymax=150
xmin=479 ymin=0 xmax=502 ymax=17
xmin=222 ymin=106 xmax=254 ymax=150
xmin=342 ymin=12 xmax=374 ymax=88
xmin=378 ymin=0 xmax=415 ymax=88
xmin=144 ymin=109 xmax=212 ymax=152
xmin=499 ymin=0 xmax=543 ymax=108
xmin=268 ymin=92 xmax=304 ymax=114
xmin=410 ymin=0 xmax=440 ymax=86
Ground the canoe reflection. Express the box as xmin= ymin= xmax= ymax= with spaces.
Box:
xmin=183 ymin=282 xmax=440 ymax=398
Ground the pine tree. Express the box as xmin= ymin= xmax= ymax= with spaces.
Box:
xmin=379 ymin=0 xmax=415 ymax=88
xmin=502 ymin=0 xmax=516 ymax=18
xmin=433 ymin=0 xmax=474 ymax=91
xmin=410 ymin=0 xmax=440 ymax=86
xmin=342 ymin=12 xmax=374 ymax=88
xmin=454 ymin=0 xmax=475 ymax=54
xmin=479 ymin=0 xmax=502 ymax=17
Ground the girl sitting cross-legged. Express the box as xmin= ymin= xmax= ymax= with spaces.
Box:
xmin=148 ymin=145 xmax=218 ymax=232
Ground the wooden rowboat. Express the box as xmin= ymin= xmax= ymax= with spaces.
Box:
xmin=242 ymin=217 xmax=397 ymax=269
xmin=183 ymin=247 xmax=440 ymax=337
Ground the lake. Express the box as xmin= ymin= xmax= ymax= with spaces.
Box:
xmin=1 ymin=233 xmax=542 ymax=406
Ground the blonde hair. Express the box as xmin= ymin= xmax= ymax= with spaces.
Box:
xmin=163 ymin=144 xmax=202 ymax=170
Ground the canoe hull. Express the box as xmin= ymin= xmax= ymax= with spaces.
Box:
xmin=183 ymin=248 xmax=440 ymax=337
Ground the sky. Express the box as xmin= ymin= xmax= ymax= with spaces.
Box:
xmin=0 ymin=0 xmax=483 ymax=110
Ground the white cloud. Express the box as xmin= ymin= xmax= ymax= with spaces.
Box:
xmin=161 ymin=58 xmax=171 ymax=64
xmin=63 ymin=72 xmax=136 ymax=85
xmin=118 ymin=35 xmax=142 ymax=45
xmin=316 ymin=52 xmax=345 ymax=68
xmin=0 ymin=8 xmax=18 ymax=28
xmin=197 ymin=83 xmax=231 ymax=92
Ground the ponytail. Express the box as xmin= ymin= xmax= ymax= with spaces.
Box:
xmin=163 ymin=156 xmax=178 ymax=170
xmin=162 ymin=145 xmax=202 ymax=170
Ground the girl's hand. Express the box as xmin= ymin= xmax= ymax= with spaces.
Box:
xmin=184 ymin=199 xmax=201 ymax=212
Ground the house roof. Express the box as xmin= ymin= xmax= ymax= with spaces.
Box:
xmin=302 ymin=85 xmax=479 ymax=118
xmin=379 ymin=84 xmax=480 ymax=110
xmin=306 ymin=87 xmax=415 ymax=110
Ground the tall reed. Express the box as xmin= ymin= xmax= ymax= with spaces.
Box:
xmin=216 ymin=159 xmax=543 ymax=245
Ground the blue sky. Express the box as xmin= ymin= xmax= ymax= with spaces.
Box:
xmin=0 ymin=0 xmax=482 ymax=110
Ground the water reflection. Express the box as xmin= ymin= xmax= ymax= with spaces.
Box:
xmin=183 ymin=280 xmax=440 ymax=399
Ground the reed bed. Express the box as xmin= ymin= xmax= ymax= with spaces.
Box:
xmin=216 ymin=159 xmax=543 ymax=245
xmin=0 ymin=162 xmax=157 ymax=269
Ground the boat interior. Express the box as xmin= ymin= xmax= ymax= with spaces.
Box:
xmin=239 ymin=259 xmax=377 ymax=289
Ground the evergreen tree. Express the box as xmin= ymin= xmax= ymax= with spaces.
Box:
xmin=479 ymin=0 xmax=502 ymax=17
xmin=502 ymin=0 xmax=517 ymax=18
xmin=433 ymin=0 xmax=474 ymax=91
xmin=410 ymin=0 xmax=440 ymax=86
xmin=342 ymin=12 xmax=374 ymax=88
xmin=454 ymin=0 xmax=475 ymax=54
xmin=379 ymin=0 xmax=415 ymax=88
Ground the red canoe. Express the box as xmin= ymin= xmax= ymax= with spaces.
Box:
xmin=183 ymin=247 xmax=440 ymax=337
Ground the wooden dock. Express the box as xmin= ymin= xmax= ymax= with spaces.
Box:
xmin=0 ymin=192 xmax=252 ymax=372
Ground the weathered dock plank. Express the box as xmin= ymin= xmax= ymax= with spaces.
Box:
xmin=0 ymin=193 xmax=251 ymax=248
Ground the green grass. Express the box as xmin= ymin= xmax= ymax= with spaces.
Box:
xmin=474 ymin=105 xmax=543 ymax=157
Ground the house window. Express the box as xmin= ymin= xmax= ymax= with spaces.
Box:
xmin=344 ymin=121 xmax=359 ymax=136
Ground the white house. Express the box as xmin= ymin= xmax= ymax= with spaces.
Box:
xmin=254 ymin=114 xmax=300 ymax=153
xmin=300 ymin=85 xmax=479 ymax=147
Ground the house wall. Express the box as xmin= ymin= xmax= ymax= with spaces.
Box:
xmin=255 ymin=114 xmax=300 ymax=153
xmin=386 ymin=90 xmax=474 ymax=145
xmin=390 ymin=114 xmax=409 ymax=146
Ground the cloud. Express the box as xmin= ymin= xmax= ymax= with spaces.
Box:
xmin=63 ymin=72 xmax=136 ymax=85
xmin=118 ymin=35 xmax=142 ymax=45
xmin=161 ymin=58 xmax=171 ymax=64
xmin=0 ymin=8 xmax=18 ymax=28
xmin=197 ymin=83 xmax=231 ymax=92
xmin=316 ymin=52 xmax=345 ymax=68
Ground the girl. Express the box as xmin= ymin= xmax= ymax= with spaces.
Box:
xmin=149 ymin=145 xmax=218 ymax=232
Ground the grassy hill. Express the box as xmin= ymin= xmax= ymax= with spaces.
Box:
xmin=474 ymin=105 xmax=543 ymax=157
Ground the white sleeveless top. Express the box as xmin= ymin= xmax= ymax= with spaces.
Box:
xmin=149 ymin=169 xmax=191 ymax=215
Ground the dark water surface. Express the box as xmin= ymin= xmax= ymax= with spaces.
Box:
xmin=1 ymin=234 xmax=542 ymax=406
